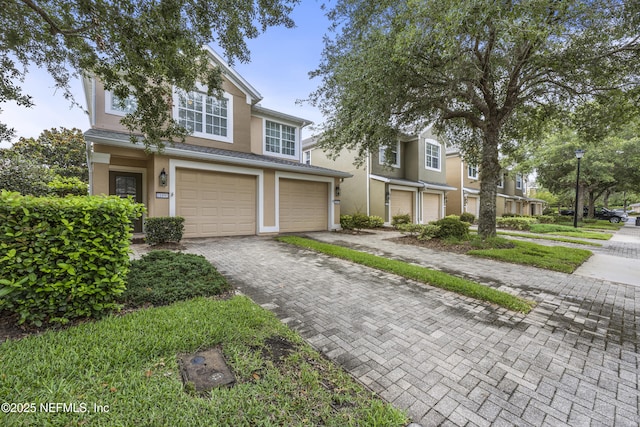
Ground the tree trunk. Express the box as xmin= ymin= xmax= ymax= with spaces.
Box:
xmin=477 ymin=126 xmax=500 ymax=239
xmin=603 ymin=189 xmax=611 ymax=208
xmin=587 ymin=190 xmax=596 ymax=218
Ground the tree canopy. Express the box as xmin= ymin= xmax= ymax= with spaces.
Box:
xmin=1 ymin=0 xmax=298 ymax=146
xmin=309 ymin=0 xmax=640 ymax=238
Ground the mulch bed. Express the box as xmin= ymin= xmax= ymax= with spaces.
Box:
xmin=387 ymin=235 xmax=475 ymax=255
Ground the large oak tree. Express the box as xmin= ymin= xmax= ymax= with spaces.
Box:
xmin=1 ymin=0 xmax=298 ymax=146
xmin=309 ymin=0 xmax=640 ymax=238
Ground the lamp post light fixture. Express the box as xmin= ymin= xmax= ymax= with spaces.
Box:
xmin=573 ymin=149 xmax=585 ymax=228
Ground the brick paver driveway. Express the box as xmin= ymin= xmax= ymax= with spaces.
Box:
xmin=184 ymin=229 xmax=639 ymax=426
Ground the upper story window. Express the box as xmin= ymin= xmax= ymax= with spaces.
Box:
xmin=379 ymin=142 xmax=400 ymax=168
xmin=303 ymin=150 xmax=311 ymax=165
xmin=516 ymin=173 xmax=523 ymax=190
xmin=174 ymin=89 xmax=233 ymax=143
xmin=425 ymin=140 xmax=441 ymax=171
xmin=265 ymin=120 xmax=297 ymax=159
xmin=105 ymin=91 xmax=137 ymax=116
xmin=498 ymin=172 xmax=504 ymax=188
xmin=468 ymin=164 xmax=479 ymax=180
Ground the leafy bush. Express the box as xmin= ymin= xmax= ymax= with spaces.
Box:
xmin=433 ymin=216 xmax=470 ymax=239
xmin=145 ymin=216 xmax=185 ymax=244
xmin=418 ymin=224 xmax=441 ymax=241
xmin=535 ymin=215 xmax=556 ymax=224
xmin=542 ymin=207 xmax=555 ymax=215
xmin=459 ymin=212 xmax=476 ymax=224
xmin=340 ymin=215 xmax=354 ymax=230
xmin=0 ymin=191 xmax=144 ymax=326
xmin=122 ymin=250 xmax=231 ymax=307
xmin=47 ymin=175 xmax=88 ymax=196
xmin=496 ymin=216 xmax=536 ymax=230
xmin=351 ymin=213 xmax=371 ymax=230
xmin=391 ymin=214 xmax=411 ymax=228
xmin=397 ymin=223 xmax=423 ymax=237
xmin=501 ymin=213 xmax=523 ymax=218
xmin=368 ymin=215 xmax=384 ymax=228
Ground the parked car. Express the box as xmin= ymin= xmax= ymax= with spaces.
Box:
xmin=560 ymin=207 xmax=629 ymax=223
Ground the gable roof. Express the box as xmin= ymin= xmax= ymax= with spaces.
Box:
xmin=85 ymin=129 xmax=351 ymax=178
xmin=202 ymin=46 xmax=262 ymax=105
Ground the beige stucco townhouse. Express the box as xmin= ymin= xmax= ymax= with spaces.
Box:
xmin=83 ymin=46 xmax=350 ymax=238
xmin=304 ymin=127 xmax=456 ymax=225
xmin=446 ymin=148 xmax=545 ymax=217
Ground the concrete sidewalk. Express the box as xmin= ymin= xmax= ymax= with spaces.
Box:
xmin=574 ymin=220 xmax=640 ymax=286
xmin=184 ymin=232 xmax=640 ymax=426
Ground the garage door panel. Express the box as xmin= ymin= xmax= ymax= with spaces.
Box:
xmin=422 ymin=193 xmax=441 ymax=223
xmin=176 ymin=169 xmax=256 ymax=237
xmin=391 ymin=190 xmax=414 ymax=222
xmin=280 ymin=179 xmax=328 ymax=232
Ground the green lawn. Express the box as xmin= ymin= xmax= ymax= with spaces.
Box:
xmin=0 ymin=296 xmax=407 ymax=426
xmin=529 ymin=224 xmax=612 ymax=240
xmin=494 ymin=230 xmax=602 ymax=247
xmin=468 ymin=240 xmax=592 ymax=273
xmin=278 ymin=236 xmax=534 ymax=313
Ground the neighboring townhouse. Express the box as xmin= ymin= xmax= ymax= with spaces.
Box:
xmin=304 ymin=127 xmax=456 ymax=225
xmin=83 ymin=46 xmax=350 ymax=238
xmin=446 ymin=149 xmax=545 ymax=217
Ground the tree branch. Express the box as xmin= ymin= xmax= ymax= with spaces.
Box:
xmin=20 ymin=0 xmax=95 ymax=37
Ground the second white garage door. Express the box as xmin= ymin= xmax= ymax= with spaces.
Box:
xmin=176 ymin=169 xmax=256 ymax=238
xmin=279 ymin=179 xmax=328 ymax=232
xmin=422 ymin=192 xmax=442 ymax=223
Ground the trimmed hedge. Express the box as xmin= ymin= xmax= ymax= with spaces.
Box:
xmin=340 ymin=214 xmax=384 ymax=231
xmin=433 ymin=216 xmax=470 ymax=239
xmin=144 ymin=216 xmax=185 ymax=245
xmin=391 ymin=214 xmax=411 ymax=228
xmin=496 ymin=216 xmax=537 ymax=230
xmin=0 ymin=191 xmax=145 ymax=326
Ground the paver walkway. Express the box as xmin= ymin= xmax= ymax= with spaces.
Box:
xmin=182 ymin=226 xmax=639 ymax=426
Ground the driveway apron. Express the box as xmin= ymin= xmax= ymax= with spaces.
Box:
xmin=185 ymin=231 xmax=639 ymax=426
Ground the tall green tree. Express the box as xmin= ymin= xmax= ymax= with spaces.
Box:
xmin=309 ymin=0 xmax=640 ymax=238
xmin=9 ymin=127 xmax=88 ymax=182
xmin=1 ymin=0 xmax=298 ymax=146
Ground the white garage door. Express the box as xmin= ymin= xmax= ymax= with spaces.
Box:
xmin=466 ymin=196 xmax=479 ymax=216
xmin=279 ymin=179 xmax=328 ymax=232
xmin=176 ymin=169 xmax=256 ymax=238
xmin=422 ymin=192 xmax=441 ymax=223
xmin=391 ymin=189 xmax=414 ymax=222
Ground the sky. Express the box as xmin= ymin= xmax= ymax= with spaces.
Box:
xmin=0 ymin=1 xmax=332 ymax=149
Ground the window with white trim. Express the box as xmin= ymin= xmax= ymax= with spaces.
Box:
xmin=379 ymin=142 xmax=400 ymax=168
xmin=303 ymin=150 xmax=311 ymax=165
xmin=425 ymin=140 xmax=441 ymax=170
xmin=175 ymin=90 xmax=232 ymax=142
xmin=105 ymin=91 xmax=137 ymax=116
xmin=265 ymin=120 xmax=297 ymax=158
xmin=516 ymin=173 xmax=523 ymax=190
xmin=468 ymin=164 xmax=479 ymax=179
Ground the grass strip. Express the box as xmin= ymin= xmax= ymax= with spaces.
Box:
xmin=495 ymin=231 xmax=602 ymax=247
xmin=468 ymin=240 xmax=592 ymax=273
xmin=0 ymin=296 xmax=407 ymax=426
xmin=278 ymin=236 xmax=533 ymax=314
xmin=529 ymin=224 xmax=612 ymax=240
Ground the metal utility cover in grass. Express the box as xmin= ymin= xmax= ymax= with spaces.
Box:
xmin=179 ymin=347 xmax=235 ymax=392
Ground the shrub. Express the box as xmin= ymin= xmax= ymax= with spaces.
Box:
xmin=145 ymin=216 xmax=185 ymax=244
xmin=459 ymin=212 xmax=476 ymax=224
xmin=535 ymin=215 xmax=556 ymax=224
xmin=502 ymin=213 xmax=522 ymax=218
xmin=47 ymin=176 xmax=88 ymax=196
xmin=0 ymin=191 xmax=144 ymax=326
xmin=418 ymin=224 xmax=441 ymax=241
xmin=367 ymin=215 xmax=384 ymax=228
xmin=351 ymin=213 xmax=371 ymax=230
xmin=433 ymin=216 xmax=470 ymax=239
xmin=340 ymin=215 xmax=354 ymax=230
xmin=122 ymin=250 xmax=231 ymax=307
xmin=397 ymin=223 xmax=423 ymax=237
xmin=496 ymin=216 xmax=536 ymax=230
xmin=391 ymin=214 xmax=411 ymax=228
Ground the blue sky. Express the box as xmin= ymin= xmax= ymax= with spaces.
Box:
xmin=0 ymin=1 xmax=330 ymax=149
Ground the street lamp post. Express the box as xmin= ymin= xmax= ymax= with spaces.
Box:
xmin=573 ymin=149 xmax=585 ymax=228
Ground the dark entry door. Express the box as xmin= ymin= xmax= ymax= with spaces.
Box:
xmin=109 ymin=171 xmax=143 ymax=233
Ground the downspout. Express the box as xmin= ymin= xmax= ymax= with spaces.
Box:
xmin=366 ymin=151 xmax=371 ymax=216
xmin=86 ymin=140 xmax=93 ymax=195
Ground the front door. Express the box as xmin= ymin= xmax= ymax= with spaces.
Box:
xmin=109 ymin=171 xmax=143 ymax=233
